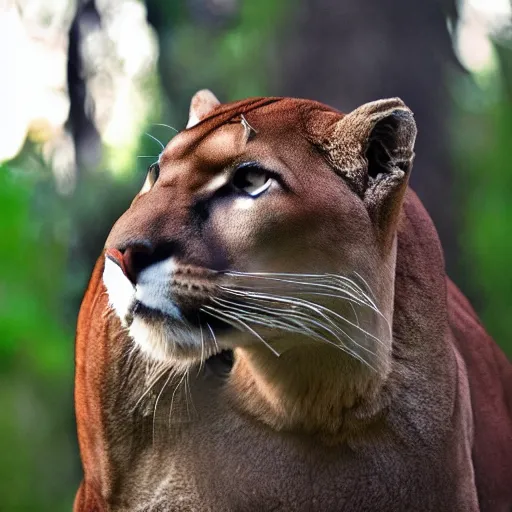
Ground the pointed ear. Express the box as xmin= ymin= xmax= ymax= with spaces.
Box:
xmin=186 ymin=89 xmax=221 ymax=128
xmin=312 ymin=98 xmax=417 ymax=245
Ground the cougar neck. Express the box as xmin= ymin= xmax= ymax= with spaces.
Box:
xmin=225 ymin=259 xmax=397 ymax=441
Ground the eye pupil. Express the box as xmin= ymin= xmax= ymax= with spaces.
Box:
xmin=232 ymin=164 xmax=272 ymax=197
xmin=148 ymin=163 xmax=160 ymax=185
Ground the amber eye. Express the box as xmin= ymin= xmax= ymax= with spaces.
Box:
xmin=232 ymin=163 xmax=272 ymax=197
xmin=147 ymin=163 xmax=160 ymax=186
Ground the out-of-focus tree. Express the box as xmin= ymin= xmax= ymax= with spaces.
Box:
xmin=66 ymin=0 xmax=102 ymax=173
xmin=146 ymin=0 xmax=285 ymax=123
xmin=276 ymin=0 xmax=463 ymax=286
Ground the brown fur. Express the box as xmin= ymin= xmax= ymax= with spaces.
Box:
xmin=74 ymin=92 xmax=512 ymax=511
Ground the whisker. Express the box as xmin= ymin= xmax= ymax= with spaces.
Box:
xmin=218 ymin=289 xmax=381 ymax=366
xmin=211 ymin=297 xmax=377 ymax=369
xmin=227 ymin=270 xmax=373 ymax=298
xmin=206 ymin=322 xmax=219 ymax=352
xmin=131 ymin=362 xmax=172 ymax=413
xmin=220 ymin=287 xmax=385 ymax=348
xmin=183 ymin=369 xmax=196 ymax=421
xmin=227 ymin=270 xmax=373 ymax=299
xmin=144 ymin=132 xmax=165 ymax=151
xmin=202 ymin=306 xmax=281 ymax=357
xmin=324 ymin=274 xmax=381 ymax=311
xmin=152 ymin=369 xmax=174 ymax=443
xmin=168 ymin=370 xmax=188 ymax=427
xmin=152 ymin=123 xmax=179 ymax=133
xmin=349 ymin=302 xmax=361 ymax=329
xmin=226 ymin=272 xmax=380 ymax=313
xmin=197 ymin=314 xmax=206 ymax=377
xmin=213 ymin=296 xmax=351 ymax=343
xmin=238 ymin=288 xmax=376 ymax=313
xmin=352 ymin=271 xmax=378 ymax=302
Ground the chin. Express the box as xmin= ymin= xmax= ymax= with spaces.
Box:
xmin=102 ymin=255 xmax=233 ymax=364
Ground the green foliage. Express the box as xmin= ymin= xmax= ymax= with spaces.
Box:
xmin=0 ymin=164 xmax=70 ymax=374
xmin=0 ymin=164 xmax=76 ymax=510
xmin=157 ymin=0 xmax=287 ymax=125
xmin=453 ymin=60 xmax=512 ymax=357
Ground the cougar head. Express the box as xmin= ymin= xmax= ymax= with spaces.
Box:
xmin=103 ymin=90 xmax=416 ymax=374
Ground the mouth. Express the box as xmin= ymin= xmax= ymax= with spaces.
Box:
xmin=103 ymin=252 xmax=237 ymax=362
xmin=103 ymin=253 xmax=386 ymax=368
xmin=127 ymin=299 xmax=234 ymax=334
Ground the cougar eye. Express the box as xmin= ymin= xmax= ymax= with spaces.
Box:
xmin=147 ymin=163 xmax=160 ymax=186
xmin=232 ymin=163 xmax=272 ymax=197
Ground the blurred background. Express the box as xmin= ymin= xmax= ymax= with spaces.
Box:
xmin=1 ymin=0 xmax=511 ymax=509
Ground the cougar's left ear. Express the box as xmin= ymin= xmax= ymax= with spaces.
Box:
xmin=313 ymin=98 xmax=416 ymax=245
xmin=186 ymin=89 xmax=221 ymax=128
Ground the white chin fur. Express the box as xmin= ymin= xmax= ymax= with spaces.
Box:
xmin=129 ymin=316 xmax=202 ymax=362
xmin=129 ymin=316 xmax=171 ymax=361
xmin=103 ymin=255 xmax=200 ymax=362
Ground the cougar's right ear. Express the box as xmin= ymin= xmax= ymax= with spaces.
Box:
xmin=186 ymin=89 xmax=221 ymax=129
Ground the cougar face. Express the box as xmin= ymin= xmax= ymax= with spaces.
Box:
xmin=103 ymin=93 xmax=414 ymax=371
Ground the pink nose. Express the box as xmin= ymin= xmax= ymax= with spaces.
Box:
xmin=105 ymin=245 xmax=154 ymax=284
xmin=105 ymin=248 xmax=128 ymax=277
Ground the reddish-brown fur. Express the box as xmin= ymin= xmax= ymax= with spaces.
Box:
xmin=74 ymin=94 xmax=512 ymax=511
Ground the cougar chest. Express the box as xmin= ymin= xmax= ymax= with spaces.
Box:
xmin=112 ymin=373 xmax=476 ymax=512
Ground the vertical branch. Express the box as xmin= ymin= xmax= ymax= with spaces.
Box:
xmin=66 ymin=0 xmax=102 ymax=178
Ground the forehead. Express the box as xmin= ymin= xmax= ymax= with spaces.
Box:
xmin=159 ymin=99 xmax=318 ymax=173
xmin=160 ymin=123 xmax=248 ymax=173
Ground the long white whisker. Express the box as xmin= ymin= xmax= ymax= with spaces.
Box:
xmin=211 ymin=297 xmax=376 ymax=369
xmin=226 ymin=273 xmax=380 ymax=313
xmin=220 ymin=287 xmax=385 ymax=347
xmin=152 ymin=123 xmax=179 ymax=133
xmin=168 ymin=370 xmax=187 ymax=427
xmin=352 ymin=271 xmax=378 ymax=302
xmin=206 ymin=322 xmax=219 ymax=352
xmin=227 ymin=270 xmax=375 ymax=304
xmin=145 ymin=132 xmax=165 ymax=151
xmin=213 ymin=297 xmax=353 ymax=344
xmin=349 ymin=302 xmax=360 ymax=328
xmin=202 ymin=306 xmax=281 ymax=357
xmin=184 ymin=369 xmax=195 ymax=421
xmin=234 ymin=305 xmax=376 ymax=366
xmin=152 ymin=369 xmax=174 ymax=443
xmin=325 ymin=274 xmax=381 ymax=312
xmin=132 ymin=363 xmax=172 ymax=413
xmin=197 ymin=315 xmax=206 ymax=377
xmin=240 ymin=288 xmax=376 ymax=313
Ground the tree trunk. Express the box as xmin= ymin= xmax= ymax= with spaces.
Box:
xmin=277 ymin=0 xmax=462 ymax=284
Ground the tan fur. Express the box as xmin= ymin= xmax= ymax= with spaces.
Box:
xmin=74 ymin=93 xmax=512 ymax=511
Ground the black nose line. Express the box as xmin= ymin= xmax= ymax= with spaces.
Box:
xmin=116 ymin=240 xmax=180 ymax=284
xmin=115 ymin=240 xmax=154 ymax=284
xmin=118 ymin=239 xmax=154 ymax=255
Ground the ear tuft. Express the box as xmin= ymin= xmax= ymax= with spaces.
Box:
xmin=325 ymin=98 xmax=416 ymax=195
xmin=186 ymin=89 xmax=221 ymax=129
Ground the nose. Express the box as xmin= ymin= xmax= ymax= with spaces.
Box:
xmin=105 ymin=241 xmax=156 ymax=284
